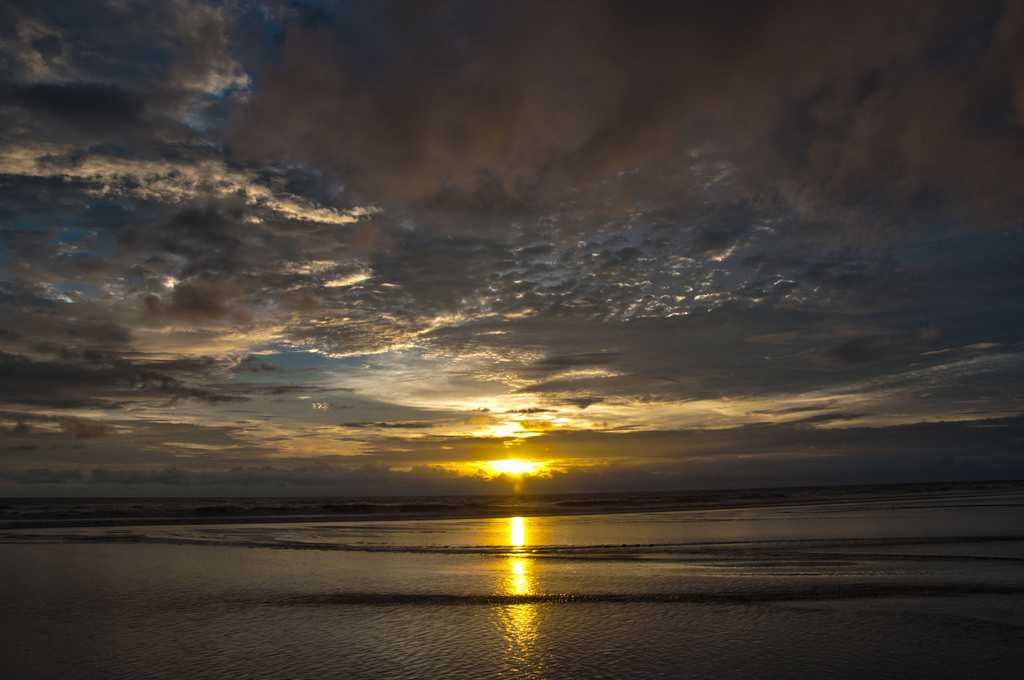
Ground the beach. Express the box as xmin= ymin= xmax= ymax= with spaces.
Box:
xmin=3 ymin=482 xmax=1023 ymax=679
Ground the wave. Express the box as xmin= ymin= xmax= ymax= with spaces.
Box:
xmin=275 ymin=583 xmax=1024 ymax=607
xmin=5 ymin=531 xmax=1024 ymax=563
xmin=3 ymin=480 xmax=1023 ymax=529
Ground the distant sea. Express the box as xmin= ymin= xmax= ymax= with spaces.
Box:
xmin=3 ymin=481 xmax=1023 ymax=679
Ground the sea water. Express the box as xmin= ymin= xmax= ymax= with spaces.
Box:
xmin=2 ymin=484 xmax=1023 ymax=679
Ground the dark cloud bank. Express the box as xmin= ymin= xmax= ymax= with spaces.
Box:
xmin=238 ymin=0 xmax=1024 ymax=231
xmin=1 ymin=1 xmax=1024 ymax=494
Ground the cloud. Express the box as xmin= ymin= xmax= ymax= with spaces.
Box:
xmin=827 ymin=337 xmax=890 ymax=364
xmin=5 ymin=414 xmax=1023 ymax=495
xmin=234 ymin=1 xmax=1024 ymax=234
xmin=0 ymin=0 xmax=248 ymax=104
xmin=1 ymin=81 xmax=145 ymax=129
xmin=0 ymin=351 xmax=246 ymax=408
xmin=233 ymin=356 xmax=278 ymax=373
xmin=558 ymin=396 xmax=605 ymax=410
xmin=144 ymin=279 xmax=247 ymax=324
xmin=60 ymin=417 xmax=114 ymax=439
xmin=341 ymin=420 xmax=439 ymax=430
xmin=0 ymin=144 xmax=369 ymax=225
xmin=1 ymin=1 xmax=1024 ymax=494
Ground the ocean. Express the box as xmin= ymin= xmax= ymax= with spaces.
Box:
xmin=2 ymin=482 xmax=1023 ymax=679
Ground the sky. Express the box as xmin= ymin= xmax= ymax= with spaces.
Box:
xmin=1 ymin=0 xmax=1024 ymax=496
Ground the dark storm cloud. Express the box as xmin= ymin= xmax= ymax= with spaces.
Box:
xmin=144 ymin=279 xmax=247 ymax=323
xmin=237 ymin=0 xmax=1024 ymax=233
xmin=0 ymin=351 xmax=245 ymax=408
xmin=1 ymin=82 xmax=145 ymax=130
xmin=370 ymin=230 xmax=512 ymax=307
xmin=0 ymin=282 xmax=133 ymax=354
xmin=60 ymin=417 xmax=115 ymax=439
xmin=0 ymin=0 xmax=246 ymax=100
xmin=827 ymin=337 xmax=890 ymax=364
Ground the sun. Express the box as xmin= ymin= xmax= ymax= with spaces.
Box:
xmin=486 ymin=459 xmax=545 ymax=476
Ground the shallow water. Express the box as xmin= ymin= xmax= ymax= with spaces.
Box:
xmin=2 ymin=486 xmax=1024 ymax=678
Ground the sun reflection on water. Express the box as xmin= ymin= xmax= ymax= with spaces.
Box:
xmin=497 ymin=516 xmax=540 ymax=671
xmin=509 ymin=516 xmax=526 ymax=548
xmin=506 ymin=557 xmax=532 ymax=596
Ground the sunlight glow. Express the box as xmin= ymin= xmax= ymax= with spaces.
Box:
xmin=487 ymin=459 xmax=545 ymax=476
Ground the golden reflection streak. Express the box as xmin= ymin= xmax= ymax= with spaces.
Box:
xmin=509 ymin=516 xmax=526 ymax=548
xmin=497 ymin=516 xmax=539 ymax=670
xmin=506 ymin=557 xmax=532 ymax=596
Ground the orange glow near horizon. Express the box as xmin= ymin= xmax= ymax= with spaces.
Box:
xmin=486 ymin=459 xmax=546 ymax=477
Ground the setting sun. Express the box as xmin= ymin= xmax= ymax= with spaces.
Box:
xmin=486 ymin=459 xmax=546 ymax=476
